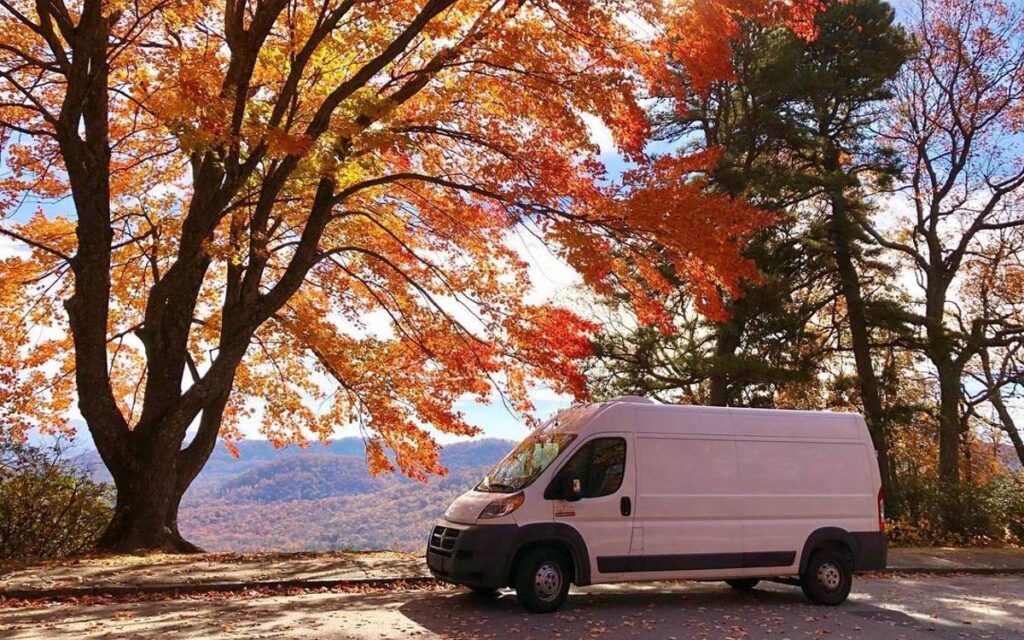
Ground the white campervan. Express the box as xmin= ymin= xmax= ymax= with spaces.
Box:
xmin=426 ymin=397 xmax=887 ymax=613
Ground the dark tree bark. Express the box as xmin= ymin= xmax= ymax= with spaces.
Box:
xmin=708 ymin=314 xmax=744 ymax=407
xmin=824 ymin=147 xmax=896 ymax=503
xmin=992 ymin=393 xmax=1024 ymax=468
xmin=934 ymin=358 xmax=966 ymax=485
xmin=921 ymin=250 xmax=968 ymax=486
xmin=96 ymin=386 xmax=235 ymax=552
xmin=98 ymin=459 xmax=195 ymax=552
xmin=980 ymin=348 xmax=1024 ymax=468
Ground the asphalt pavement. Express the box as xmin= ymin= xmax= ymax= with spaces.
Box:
xmin=2 ymin=574 xmax=1022 ymax=639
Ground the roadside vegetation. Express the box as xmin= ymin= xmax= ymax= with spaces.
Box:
xmin=0 ymin=437 xmax=113 ymax=560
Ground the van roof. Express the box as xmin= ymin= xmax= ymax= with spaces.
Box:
xmin=551 ymin=399 xmax=867 ymax=441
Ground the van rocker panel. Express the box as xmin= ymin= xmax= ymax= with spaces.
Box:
xmin=597 ymin=530 xmax=887 ymax=575
xmin=597 ymin=550 xmax=796 ymax=573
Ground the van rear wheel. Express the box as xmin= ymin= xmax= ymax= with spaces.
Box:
xmin=726 ymin=578 xmax=760 ymax=592
xmin=514 ymin=547 xmax=570 ymax=613
xmin=801 ymin=548 xmax=852 ymax=605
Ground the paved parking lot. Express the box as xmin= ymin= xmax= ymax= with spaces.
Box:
xmin=3 ymin=574 xmax=1023 ymax=639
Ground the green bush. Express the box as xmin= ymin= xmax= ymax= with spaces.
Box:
xmin=0 ymin=438 xmax=114 ymax=560
xmin=888 ymin=471 xmax=1024 ymax=547
xmin=986 ymin=472 xmax=1024 ymax=544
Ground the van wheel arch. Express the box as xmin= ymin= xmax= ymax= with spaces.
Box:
xmin=799 ymin=527 xmax=856 ymax=574
xmin=506 ymin=523 xmax=591 ymax=587
xmin=509 ymin=541 xmax=574 ymax=586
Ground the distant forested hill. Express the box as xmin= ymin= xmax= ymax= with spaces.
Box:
xmin=168 ymin=438 xmax=513 ymax=552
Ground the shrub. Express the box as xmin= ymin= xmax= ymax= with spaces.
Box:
xmin=887 ymin=471 xmax=1024 ymax=547
xmin=986 ymin=472 xmax=1024 ymax=545
xmin=0 ymin=438 xmax=114 ymax=560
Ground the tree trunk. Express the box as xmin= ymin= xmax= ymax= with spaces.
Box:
xmin=919 ymin=264 xmax=964 ymax=488
xmin=97 ymin=462 xmax=200 ymax=553
xmin=824 ymin=150 xmax=896 ymax=503
xmin=708 ymin=315 xmax=744 ymax=407
xmin=980 ymin=350 xmax=1024 ymax=467
xmin=94 ymin=390 xmax=234 ymax=554
xmin=995 ymin=401 xmax=1024 ymax=468
xmin=935 ymin=359 xmax=963 ymax=486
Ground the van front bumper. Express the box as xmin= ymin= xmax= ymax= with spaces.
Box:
xmin=425 ymin=522 xmax=519 ymax=589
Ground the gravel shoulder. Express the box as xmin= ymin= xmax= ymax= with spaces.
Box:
xmin=0 ymin=550 xmax=428 ymax=596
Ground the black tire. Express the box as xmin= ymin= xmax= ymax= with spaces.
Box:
xmin=800 ymin=548 xmax=852 ymax=605
xmin=514 ymin=547 xmax=571 ymax=613
xmin=468 ymin=586 xmax=499 ymax=597
xmin=726 ymin=578 xmax=760 ymax=592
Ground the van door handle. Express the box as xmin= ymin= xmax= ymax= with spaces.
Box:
xmin=620 ymin=496 xmax=632 ymax=516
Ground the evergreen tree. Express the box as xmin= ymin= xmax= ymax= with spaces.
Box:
xmin=588 ymin=0 xmax=913 ymax=499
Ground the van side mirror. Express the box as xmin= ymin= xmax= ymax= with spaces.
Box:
xmin=545 ymin=471 xmax=583 ymax=502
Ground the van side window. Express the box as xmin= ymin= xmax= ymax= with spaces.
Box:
xmin=559 ymin=437 xmax=626 ymax=498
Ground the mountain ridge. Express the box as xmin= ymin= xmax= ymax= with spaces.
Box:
xmin=165 ymin=437 xmax=516 ymax=551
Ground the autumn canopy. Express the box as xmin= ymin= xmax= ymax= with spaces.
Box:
xmin=0 ymin=0 xmax=818 ymax=550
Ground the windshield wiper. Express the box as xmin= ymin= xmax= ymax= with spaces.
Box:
xmin=481 ymin=480 xmax=516 ymax=492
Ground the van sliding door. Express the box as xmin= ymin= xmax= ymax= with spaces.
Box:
xmin=631 ymin=434 xmax=745 ymax=576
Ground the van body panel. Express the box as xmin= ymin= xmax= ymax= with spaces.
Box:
xmin=427 ymin=399 xmax=887 ymax=597
xmin=737 ymin=432 xmax=877 ymax=571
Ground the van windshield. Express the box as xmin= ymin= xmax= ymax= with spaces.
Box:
xmin=476 ymin=429 xmax=577 ymax=493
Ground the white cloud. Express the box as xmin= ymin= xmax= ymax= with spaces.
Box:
xmin=505 ymin=226 xmax=586 ymax=308
xmin=580 ymin=112 xmax=616 ymax=156
xmin=0 ymin=234 xmax=28 ymax=259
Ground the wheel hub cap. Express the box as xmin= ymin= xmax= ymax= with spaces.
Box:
xmin=534 ymin=562 xmax=562 ymax=601
xmin=818 ymin=562 xmax=842 ymax=591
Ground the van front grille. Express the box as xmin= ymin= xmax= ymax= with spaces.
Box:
xmin=428 ymin=525 xmax=460 ymax=557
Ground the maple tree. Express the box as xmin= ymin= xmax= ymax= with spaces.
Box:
xmin=0 ymin=0 xmax=820 ymax=551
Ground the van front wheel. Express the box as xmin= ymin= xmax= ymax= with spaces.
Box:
xmin=514 ymin=547 xmax=570 ymax=613
xmin=800 ymin=549 xmax=852 ymax=605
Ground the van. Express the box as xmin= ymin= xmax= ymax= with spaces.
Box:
xmin=425 ymin=397 xmax=887 ymax=613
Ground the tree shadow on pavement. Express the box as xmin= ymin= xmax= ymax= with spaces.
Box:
xmin=0 ymin=551 xmax=427 ymax=592
xmin=3 ymin=577 xmax=1018 ymax=639
xmin=0 ymin=591 xmax=422 ymax=640
xmin=397 ymin=582 xmax=982 ymax=640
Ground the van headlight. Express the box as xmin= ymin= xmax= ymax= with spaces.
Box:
xmin=479 ymin=492 xmax=524 ymax=519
